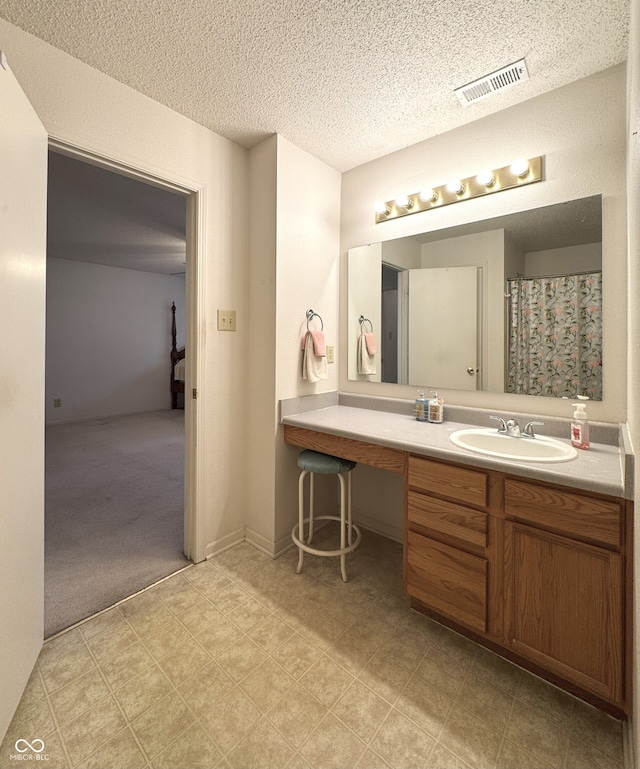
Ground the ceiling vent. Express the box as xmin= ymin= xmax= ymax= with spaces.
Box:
xmin=454 ymin=59 xmax=529 ymax=107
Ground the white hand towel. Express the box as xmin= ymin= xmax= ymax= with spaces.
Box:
xmin=302 ymin=331 xmax=328 ymax=382
xmin=357 ymin=333 xmax=376 ymax=375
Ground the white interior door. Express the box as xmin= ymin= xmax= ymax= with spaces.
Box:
xmin=408 ymin=265 xmax=479 ymax=390
xmin=0 ymin=54 xmax=48 ymax=740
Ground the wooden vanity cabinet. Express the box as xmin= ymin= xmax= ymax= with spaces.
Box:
xmin=504 ymin=479 xmax=625 ymax=705
xmin=405 ymin=456 xmax=492 ymax=636
xmin=405 ymin=455 xmax=630 ymax=715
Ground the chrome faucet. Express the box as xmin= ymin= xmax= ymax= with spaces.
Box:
xmin=490 ymin=416 xmax=544 ymax=438
xmin=504 ymin=419 xmax=522 ymax=437
xmin=522 ymin=421 xmax=544 ymax=438
xmin=490 ymin=415 xmax=517 ymax=435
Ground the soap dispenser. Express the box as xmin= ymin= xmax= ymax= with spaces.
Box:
xmin=414 ymin=390 xmax=428 ymax=422
xmin=570 ymin=401 xmax=590 ymax=449
xmin=428 ymin=391 xmax=444 ymax=423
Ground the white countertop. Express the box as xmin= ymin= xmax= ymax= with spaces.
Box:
xmin=282 ymin=401 xmax=630 ymax=499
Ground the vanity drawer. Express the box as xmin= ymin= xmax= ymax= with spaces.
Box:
xmin=408 ymin=455 xmax=488 ymax=508
xmin=504 ymin=479 xmax=622 ymax=549
xmin=406 ymin=530 xmax=487 ymax=634
xmin=408 ymin=490 xmax=487 ymax=553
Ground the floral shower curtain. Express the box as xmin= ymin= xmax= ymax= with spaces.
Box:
xmin=507 ymin=272 xmax=602 ymax=399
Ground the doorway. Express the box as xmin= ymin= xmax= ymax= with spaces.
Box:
xmin=381 ymin=263 xmax=401 ymax=383
xmin=44 ymin=143 xmax=199 ymax=636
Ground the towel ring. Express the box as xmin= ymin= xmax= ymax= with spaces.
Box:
xmin=358 ymin=315 xmax=373 ymax=333
xmin=306 ymin=309 xmax=324 ymax=331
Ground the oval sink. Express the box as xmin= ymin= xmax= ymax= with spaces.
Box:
xmin=449 ymin=428 xmax=578 ymax=463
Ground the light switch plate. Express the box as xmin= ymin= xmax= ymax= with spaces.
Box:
xmin=217 ymin=310 xmax=236 ymax=331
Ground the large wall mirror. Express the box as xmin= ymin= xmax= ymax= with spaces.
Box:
xmin=348 ymin=195 xmax=602 ymax=400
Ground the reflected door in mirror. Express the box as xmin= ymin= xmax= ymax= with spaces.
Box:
xmin=407 ymin=266 xmax=479 ymax=390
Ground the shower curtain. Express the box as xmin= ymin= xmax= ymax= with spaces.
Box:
xmin=507 ymin=272 xmax=602 ymax=399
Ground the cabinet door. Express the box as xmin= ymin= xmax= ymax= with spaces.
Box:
xmin=505 ymin=522 xmax=623 ymax=703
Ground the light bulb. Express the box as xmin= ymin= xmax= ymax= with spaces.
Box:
xmin=510 ymin=158 xmax=529 ymax=178
xmin=476 ymin=169 xmax=496 ymax=187
xmin=374 ymin=201 xmax=390 ymax=215
xmin=419 ymin=188 xmax=438 ymax=203
xmin=395 ymin=194 xmax=413 ymax=210
xmin=446 ymin=179 xmax=465 ymax=195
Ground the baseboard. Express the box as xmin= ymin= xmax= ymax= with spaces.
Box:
xmin=244 ymin=526 xmax=294 ymax=558
xmin=243 ymin=517 xmax=401 ymax=561
xmin=204 ymin=527 xmax=245 ymax=559
xmin=206 ymin=527 xmax=294 ymax=561
xmin=353 ymin=512 xmax=403 ymax=544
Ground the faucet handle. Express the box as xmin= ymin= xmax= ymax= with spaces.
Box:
xmin=490 ymin=415 xmax=507 ymax=433
xmin=522 ymin=421 xmax=544 ymax=438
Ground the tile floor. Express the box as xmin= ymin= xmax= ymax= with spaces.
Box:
xmin=1 ymin=528 xmax=625 ymax=769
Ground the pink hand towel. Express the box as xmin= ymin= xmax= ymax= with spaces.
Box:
xmin=300 ymin=330 xmax=326 ymax=356
xmin=310 ymin=330 xmax=326 ymax=356
xmin=302 ymin=331 xmax=328 ymax=382
xmin=364 ymin=332 xmax=377 ymax=355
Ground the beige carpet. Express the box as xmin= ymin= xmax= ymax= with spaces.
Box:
xmin=45 ymin=409 xmax=189 ymax=637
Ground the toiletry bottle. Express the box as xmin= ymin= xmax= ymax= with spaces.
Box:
xmin=428 ymin=391 xmax=444 ymax=423
xmin=414 ymin=390 xmax=428 ymax=422
xmin=570 ymin=402 xmax=590 ymax=449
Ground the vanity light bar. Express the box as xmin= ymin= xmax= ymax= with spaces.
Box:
xmin=374 ymin=156 xmax=544 ymax=224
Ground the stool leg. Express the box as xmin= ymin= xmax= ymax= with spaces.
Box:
xmin=338 ymin=473 xmax=347 ymax=582
xmin=308 ymin=472 xmax=315 ymax=544
xmin=296 ymin=470 xmax=307 ymax=574
xmin=347 ymin=469 xmax=353 ymax=547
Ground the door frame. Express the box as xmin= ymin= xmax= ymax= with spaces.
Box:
xmin=47 ymin=137 xmax=206 ymax=563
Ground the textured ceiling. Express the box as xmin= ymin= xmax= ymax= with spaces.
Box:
xmin=414 ymin=195 xmax=602 ymax=252
xmin=47 ymin=151 xmax=187 ymax=275
xmin=0 ymin=0 xmax=630 ymax=172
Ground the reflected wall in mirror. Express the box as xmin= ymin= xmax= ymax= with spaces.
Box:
xmin=348 ymin=196 xmax=602 ymax=400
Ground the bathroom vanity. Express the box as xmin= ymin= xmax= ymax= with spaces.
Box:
xmin=281 ymin=394 xmax=633 ymax=717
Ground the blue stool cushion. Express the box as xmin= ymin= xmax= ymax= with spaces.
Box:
xmin=297 ymin=449 xmax=356 ymax=475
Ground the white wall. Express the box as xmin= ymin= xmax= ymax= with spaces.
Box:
xmin=45 ymin=258 xmax=184 ymax=423
xmin=340 ymin=64 xmax=627 ymax=424
xmin=524 ymin=242 xmax=602 ymax=276
xmin=245 ymin=136 xmax=278 ymax=552
xmin=245 ymin=135 xmax=342 ymax=555
xmin=273 ymin=135 xmax=342 ymax=550
xmin=0 ymin=19 xmax=249 ymax=561
xmin=382 ymin=237 xmax=421 ymax=269
xmin=274 ymin=135 xmax=342 ymax=401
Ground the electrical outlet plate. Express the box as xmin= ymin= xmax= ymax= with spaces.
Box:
xmin=217 ymin=310 xmax=236 ymax=331
xmin=326 ymin=346 xmax=335 ymax=364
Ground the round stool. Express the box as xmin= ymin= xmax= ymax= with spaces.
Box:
xmin=291 ymin=449 xmax=362 ymax=582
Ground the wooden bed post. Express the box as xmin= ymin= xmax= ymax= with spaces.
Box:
xmin=171 ymin=302 xmax=178 ymax=409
